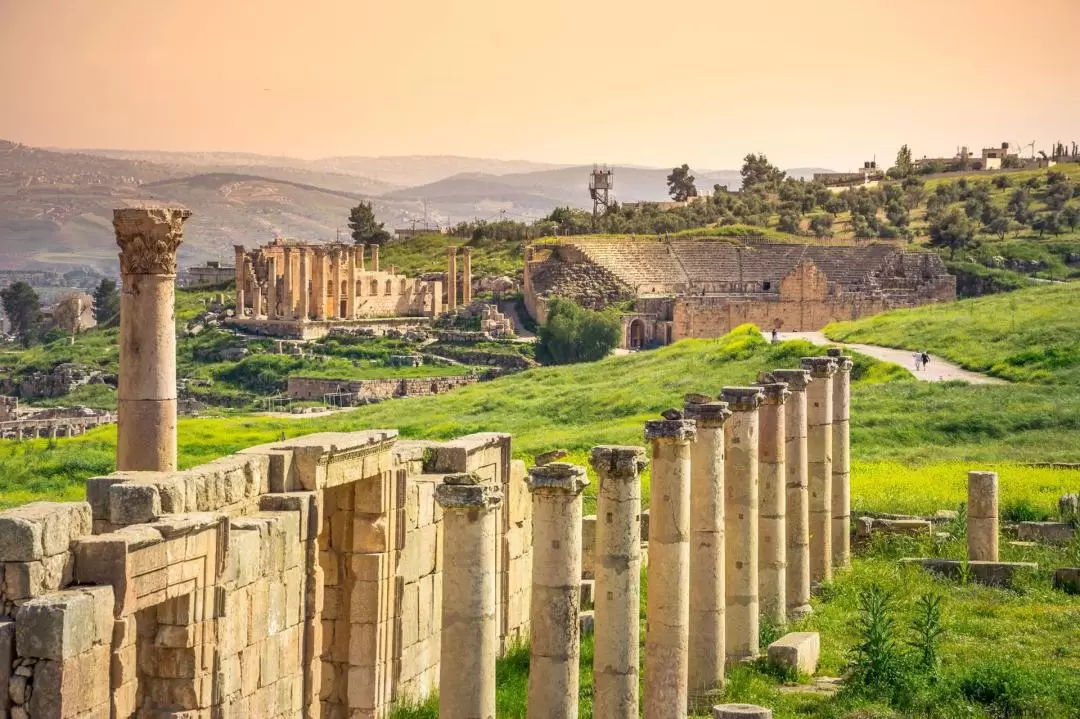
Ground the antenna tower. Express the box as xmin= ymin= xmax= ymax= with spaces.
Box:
xmin=588 ymin=164 xmax=615 ymax=230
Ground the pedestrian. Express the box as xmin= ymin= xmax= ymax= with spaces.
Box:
xmin=913 ymin=352 xmax=922 ymax=371
xmin=921 ymin=351 xmax=930 ymax=370
xmin=771 ymin=328 xmax=779 ymax=344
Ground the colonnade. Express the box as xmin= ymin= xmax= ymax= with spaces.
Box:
xmin=432 ymin=351 xmax=853 ymax=718
xmin=445 ymin=245 xmax=472 ymax=310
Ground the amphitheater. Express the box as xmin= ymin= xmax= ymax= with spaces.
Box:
xmin=523 ymin=238 xmax=956 ymax=349
xmin=1 ymin=209 xmax=1023 ymax=719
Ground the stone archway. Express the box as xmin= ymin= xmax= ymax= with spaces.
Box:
xmin=629 ymin=319 xmax=645 ymax=349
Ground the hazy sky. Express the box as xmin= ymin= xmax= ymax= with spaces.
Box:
xmin=1 ymin=0 xmax=1077 ymax=170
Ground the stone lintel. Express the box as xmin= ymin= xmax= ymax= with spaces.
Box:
xmin=435 ymin=476 xmax=503 ymax=510
xmin=682 ymin=400 xmax=732 ymax=427
xmin=526 ymin=462 xmax=589 ymax=494
xmin=759 ymin=369 xmax=812 ymax=391
xmin=589 ymin=445 xmax=648 ymax=479
xmin=755 ymin=382 xmax=791 ymax=405
xmin=113 ymin=207 xmax=191 ymax=276
xmin=644 ymin=419 xmax=696 ymax=442
xmin=800 ymin=357 xmax=838 ymax=378
xmin=719 ymin=386 xmax=765 ymax=412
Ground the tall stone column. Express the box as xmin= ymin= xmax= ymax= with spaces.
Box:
xmin=346 ymin=246 xmax=358 ymax=319
xmin=802 ymin=357 xmax=837 ymax=586
xmin=233 ymin=245 xmax=246 ymax=312
xmin=763 ymin=369 xmax=813 ymax=619
xmin=462 ymin=247 xmax=473 ymax=304
xmin=643 ymin=417 xmax=696 ymax=719
xmin=313 ymin=248 xmax=327 ymax=321
xmin=298 ymin=248 xmax=310 ymax=321
xmin=721 ymin=387 xmax=764 ymax=662
xmin=357 ymin=243 xmax=366 ymax=271
xmin=263 ymin=254 xmax=276 ymax=317
xmin=113 ymin=207 xmax=189 ymax=472
xmin=527 ymin=462 xmax=589 ymax=719
xmin=282 ymin=246 xmax=294 ymax=319
xmin=371 ymin=243 xmax=380 ymax=272
xmin=826 ymin=349 xmax=853 ymax=570
xmin=328 ymin=248 xmax=341 ymax=319
xmin=683 ymin=398 xmax=732 ymax=705
xmin=590 ymin=445 xmax=647 ymax=719
xmin=435 ymin=473 xmax=502 ymax=719
xmin=755 ymin=381 xmax=789 ymax=627
xmin=968 ymin=471 xmax=999 ymax=561
xmin=447 ymin=247 xmax=458 ymax=311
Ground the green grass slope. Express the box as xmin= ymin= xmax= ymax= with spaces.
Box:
xmin=825 ymin=282 xmax=1080 ymax=383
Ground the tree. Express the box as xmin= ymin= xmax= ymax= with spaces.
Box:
xmin=92 ymin=279 xmax=120 ymax=326
xmin=983 ymin=206 xmax=1010 ymax=239
xmin=885 ymin=200 xmax=910 ymax=228
xmin=893 ymin=144 xmax=914 ymax=178
xmin=0 ymin=281 xmax=41 ymax=346
xmin=809 ymin=213 xmax=835 ymax=238
xmin=536 ymin=297 xmax=621 ymax=365
xmin=1062 ymin=205 xmax=1080 ymax=232
xmin=740 ymin=153 xmax=786 ymax=192
xmin=928 ymin=209 xmax=976 ymax=259
xmin=777 ymin=210 xmax=802 ymax=234
xmin=992 ymin=174 xmax=1013 ymax=190
xmin=1033 ymin=212 xmax=1063 ymax=237
xmin=347 ymin=202 xmax=391 ymax=246
xmin=1007 ymin=188 xmax=1033 ymax=226
xmin=666 ymin=164 xmax=698 ymax=202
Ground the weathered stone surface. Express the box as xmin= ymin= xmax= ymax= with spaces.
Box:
xmin=109 ymin=483 xmax=162 ymax=526
xmin=1016 ymin=522 xmax=1075 ymax=545
xmin=713 ymin=704 xmax=773 ymax=719
xmin=15 ymin=586 xmax=114 ymax=660
xmin=767 ymin=632 xmax=820 ymax=676
xmin=856 ymin=517 xmax=932 ymax=538
xmin=0 ymin=502 xmax=91 ymax=561
xmin=901 ymin=558 xmax=1037 ymax=587
xmin=1052 ymin=567 xmax=1080 ymax=594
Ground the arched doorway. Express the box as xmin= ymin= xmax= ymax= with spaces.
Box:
xmin=629 ymin=319 xmax=645 ymax=349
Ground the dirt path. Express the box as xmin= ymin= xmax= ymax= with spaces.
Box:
xmin=776 ymin=331 xmax=1007 ymax=385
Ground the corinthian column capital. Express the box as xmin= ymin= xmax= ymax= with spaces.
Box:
xmin=114 ymin=208 xmax=191 ymax=275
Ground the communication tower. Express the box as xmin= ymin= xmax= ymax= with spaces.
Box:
xmin=588 ymin=164 xmax=615 ymax=228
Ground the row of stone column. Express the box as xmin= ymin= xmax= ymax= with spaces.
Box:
xmin=431 ymin=353 xmax=852 ymax=718
xmin=235 ymin=243 xmax=382 ymax=322
xmin=445 ymin=246 xmax=472 ymax=311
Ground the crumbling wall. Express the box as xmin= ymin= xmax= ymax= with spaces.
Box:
xmin=0 ymin=429 xmax=532 ymax=718
xmin=287 ymin=376 xmax=479 ymax=402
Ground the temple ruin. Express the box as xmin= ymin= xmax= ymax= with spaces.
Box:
xmin=523 ymin=238 xmax=956 ymax=349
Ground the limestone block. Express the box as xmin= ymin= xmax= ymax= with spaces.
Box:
xmin=902 ymin=558 xmax=1037 ymax=587
xmin=109 ymin=483 xmax=162 ymax=526
xmin=639 ymin=508 xmax=650 ymax=541
xmin=3 ymin=561 xmax=43 ymax=599
xmin=0 ymin=502 xmax=91 ymax=561
xmin=858 ymin=518 xmax=932 ymax=538
xmin=1016 ymin=522 xmax=1075 ymax=545
xmin=581 ymin=514 xmax=597 ymax=579
xmin=0 ymin=621 xmax=13 ymax=715
xmin=767 ymin=632 xmax=820 ymax=676
xmin=85 ymin=475 xmax=128 ymax=521
xmin=29 ymin=643 xmax=111 ymax=718
xmin=1052 ymin=567 xmax=1080 ymax=594
xmin=579 ymin=578 xmax=595 ymax=609
xmin=16 ymin=586 xmax=114 ymax=660
xmin=713 ymin=705 xmax=773 ymax=719
xmin=111 ymin=643 xmax=137 ymax=686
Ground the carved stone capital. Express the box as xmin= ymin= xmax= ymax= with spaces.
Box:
xmin=435 ymin=473 xmax=503 ymax=509
xmin=589 ymin=445 xmax=648 ymax=479
xmin=113 ymin=208 xmax=191 ymax=275
xmin=801 ymin=357 xmax=839 ymax=378
xmin=682 ymin=399 xmax=733 ymax=427
xmin=719 ymin=386 xmax=766 ymax=412
xmin=526 ymin=462 xmax=589 ymax=494
xmin=755 ymin=382 xmax=791 ymax=405
xmin=759 ymin=369 xmax=812 ymax=391
xmin=644 ymin=419 xmax=697 ymax=442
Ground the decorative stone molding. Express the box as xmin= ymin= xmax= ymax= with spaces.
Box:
xmin=526 ymin=462 xmax=589 ymax=494
xmin=720 ymin=386 xmax=766 ymax=412
xmin=113 ymin=208 xmax=191 ymax=275
xmin=683 ymin=399 xmax=733 ymax=427
xmin=434 ymin=472 xmax=503 ymax=509
xmin=589 ymin=445 xmax=648 ymax=479
xmin=644 ymin=418 xmax=697 ymax=442
xmin=800 ymin=357 xmax=838 ymax=378
xmin=757 ymin=382 xmax=791 ymax=405
xmin=760 ymin=369 xmax=812 ymax=391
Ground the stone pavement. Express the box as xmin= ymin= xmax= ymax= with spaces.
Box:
xmin=775 ymin=331 xmax=1007 ymax=385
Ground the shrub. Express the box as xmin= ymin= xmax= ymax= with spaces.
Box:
xmin=958 ymin=661 xmax=1051 ymax=718
xmin=848 ymin=585 xmax=907 ymax=698
xmin=535 ymin=298 xmax=621 ymax=365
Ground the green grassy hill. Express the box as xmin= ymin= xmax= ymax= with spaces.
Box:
xmin=826 ymin=282 xmax=1080 ymax=383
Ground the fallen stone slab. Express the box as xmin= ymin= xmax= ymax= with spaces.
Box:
xmin=1052 ymin=567 xmax=1080 ymax=594
xmin=779 ymin=676 xmax=843 ymax=697
xmin=767 ymin=632 xmax=820 ymax=676
xmin=1016 ymin=522 xmax=1075 ymax=545
xmin=900 ymin=558 xmax=1038 ymax=587
xmin=713 ymin=704 xmax=772 ymax=719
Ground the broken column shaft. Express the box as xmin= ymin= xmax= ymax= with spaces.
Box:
xmin=827 ymin=349 xmax=853 ymax=570
xmin=763 ymin=369 xmax=813 ymax=619
xmin=113 ymin=207 xmax=190 ymax=472
xmin=802 ymin=357 xmax=838 ymax=586
xmin=643 ymin=417 xmax=696 ymax=719
xmin=590 ymin=446 xmax=647 ymax=719
xmin=527 ymin=462 xmax=589 ymax=719
xmin=968 ymin=471 xmax=999 ymax=561
xmin=721 ymin=387 xmax=765 ymax=662
xmin=683 ymin=398 xmax=732 ymax=704
xmin=463 ymin=247 xmax=473 ymax=304
xmin=755 ymin=381 xmax=790 ymax=627
xmin=435 ymin=473 xmax=503 ymax=719
xmin=447 ymin=247 xmax=458 ymax=311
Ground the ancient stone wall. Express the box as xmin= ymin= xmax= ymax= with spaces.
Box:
xmin=0 ymin=430 xmax=531 ymax=719
xmin=286 ymin=375 xmax=478 ymax=402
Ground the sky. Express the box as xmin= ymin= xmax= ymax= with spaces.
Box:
xmin=1 ymin=0 xmax=1078 ymax=171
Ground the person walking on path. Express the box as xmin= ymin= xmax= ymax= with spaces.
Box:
xmin=913 ymin=352 xmax=923 ymax=371
xmin=921 ymin=351 xmax=930 ymax=370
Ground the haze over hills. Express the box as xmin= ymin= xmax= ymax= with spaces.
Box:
xmin=1 ymin=139 xmax=832 ymax=273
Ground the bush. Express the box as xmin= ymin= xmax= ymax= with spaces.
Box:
xmin=958 ymin=661 xmax=1051 ymax=718
xmin=535 ymin=298 xmax=621 ymax=365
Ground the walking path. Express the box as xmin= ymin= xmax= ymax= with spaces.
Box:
xmin=775 ymin=331 xmax=1007 ymax=385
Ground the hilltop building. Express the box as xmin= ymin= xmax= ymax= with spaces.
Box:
xmin=179 ymin=261 xmax=236 ymax=287
xmin=523 ymin=238 xmax=955 ymax=349
xmin=813 ymin=161 xmax=884 ymax=189
xmin=228 ymin=238 xmax=444 ymax=339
